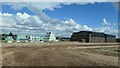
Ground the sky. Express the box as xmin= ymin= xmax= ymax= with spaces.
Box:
xmin=0 ymin=2 xmax=119 ymax=37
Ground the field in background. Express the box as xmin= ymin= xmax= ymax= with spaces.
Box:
xmin=1 ymin=42 xmax=119 ymax=66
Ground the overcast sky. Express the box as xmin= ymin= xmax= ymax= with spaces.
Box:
xmin=0 ymin=2 xmax=119 ymax=37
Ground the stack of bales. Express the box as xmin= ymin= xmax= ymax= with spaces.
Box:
xmin=89 ymin=32 xmax=105 ymax=43
xmin=71 ymin=31 xmax=90 ymax=42
xmin=71 ymin=31 xmax=116 ymax=43
xmin=116 ymin=38 xmax=120 ymax=42
xmin=105 ymin=34 xmax=116 ymax=43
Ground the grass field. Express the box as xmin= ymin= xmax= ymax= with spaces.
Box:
xmin=1 ymin=42 xmax=119 ymax=66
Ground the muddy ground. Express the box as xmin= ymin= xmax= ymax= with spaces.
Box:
xmin=1 ymin=42 xmax=119 ymax=66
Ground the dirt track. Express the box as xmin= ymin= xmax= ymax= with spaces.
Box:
xmin=1 ymin=42 xmax=119 ymax=66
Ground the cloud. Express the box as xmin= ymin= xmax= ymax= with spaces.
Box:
xmin=1 ymin=2 xmax=118 ymax=37
xmin=0 ymin=12 xmax=118 ymax=37
xmin=83 ymin=25 xmax=92 ymax=31
xmin=16 ymin=12 xmax=30 ymax=19
xmin=3 ymin=2 xmax=62 ymax=11
xmin=0 ymin=12 xmax=93 ymax=36
xmin=1 ymin=0 xmax=120 ymax=2
xmin=102 ymin=18 xmax=110 ymax=26
xmin=0 ymin=12 xmax=15 ymax=27
xmin=2 ymin=2 xmax=118 ymax=28
xmin=0 ymin=12 xmax=13 ymax=16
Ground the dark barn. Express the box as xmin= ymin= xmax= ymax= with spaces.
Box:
xmin=71 ymin=31 xmax=116 ymax=43
xmin=105 ymin=34 xmax=116 ymax=43
xmin=116 ymin=38 xmax=120 ymax=42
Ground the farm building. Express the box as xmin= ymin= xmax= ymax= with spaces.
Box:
xmin=105 ymin=34 xmax=116 ymax=43
xmin=16 ymin=32 xmax=57 ymax=42
xmin=29 ymin=36 xmax=44 ymax=42
xmin=44 ymin=32 xmax=56 ymax=42
xmin=0 ymin=33 xmax=17 ymax=43
xmin=16 ymin=35 xmax=30 ymax=43
xmin=116 ymin=38 xmax=120 ymax=43
xmin=0 ymin=34 xmax=7 ymax=42
xmin=71 ymin=31 xmax=116 ymax=43
xmin=0 ymin=32 xmax=57 ymax=43
xmin=116 ymin=38 xmax=120 ymax=42
xmin=29 ymin=32 xmax=56 ymax=42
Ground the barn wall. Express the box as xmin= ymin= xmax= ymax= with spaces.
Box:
xmin=71 ymin=34 xmax=81 ymax=41
xmin=89 ymin=37 xmax=105 ymax=43
xmin=105 ymin=34 xmax=116 ymax=43
xmin=89 ymin=32 xmax=105 ymax=43
xmin=71 ymin=32 xmax=90 ymax=42
xmin=116 ymin=38 xmax=120 ymax=42
xmin=71 ymin=31 xmax=116 ymax=43
xmin=105 ymin=37 xmax=116 ymax=43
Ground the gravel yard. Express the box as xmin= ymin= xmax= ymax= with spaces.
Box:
xmin=1 ymin=42 xmax=119 ymax=67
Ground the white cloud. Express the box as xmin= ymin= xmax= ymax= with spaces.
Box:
xmin=0 ymin=12 xmax=118 ymax=37
xmin=1 ymin=0 xmax=120 ymax=2
xmin=0 ymin=13 xmax=15 ymax=27
xmin=1 ymin=2 xmax=118 ymax=37
xmin=0 ymin=12 xmax=13 ymax=16
xmin=16 ymin=12 xmax=30 ymax=19
xmin=83 ymin=25 xmax=92 ymax=31
xmin=100 ymin=18 xmax=118 ymax=37
xmin=102 ymin=18 xmax=110 ymax=26
xmin=94 ymin=26 xmax=118 ymax=37
xmin=0 ymin=12 xmax=94 ymax=36
xmin=2 ymin=2 xmax=107 ymax=14
xmin=64 ymin=19 xmax=78 ymax=27
xmin=3 ymin=2 xmax=61 ymax=11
